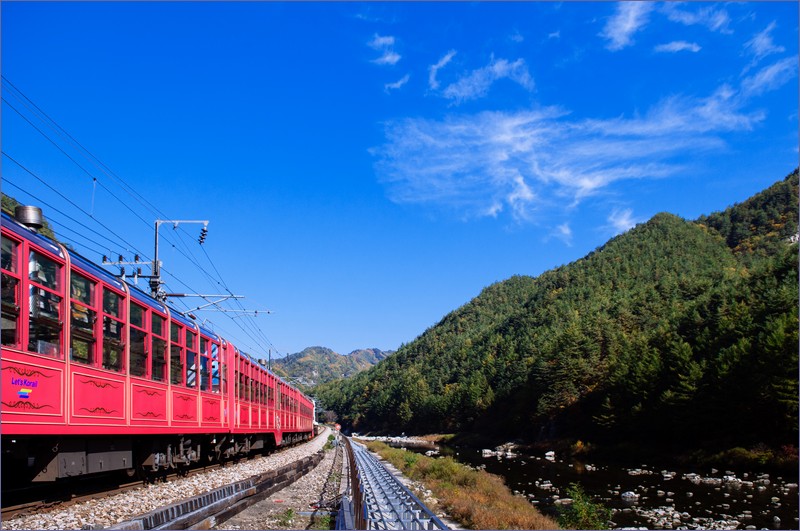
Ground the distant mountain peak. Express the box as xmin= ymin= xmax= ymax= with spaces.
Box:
xmin=270 ymin=346 xmax=393 ymax=389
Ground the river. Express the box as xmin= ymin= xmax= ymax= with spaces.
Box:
xmin=400 ymin=440 xmax=798 ymax=530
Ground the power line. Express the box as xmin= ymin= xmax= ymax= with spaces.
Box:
xmin=3 ymin=78 xmax=286 ymax=359
xmin=2 ymin=152 xmax=148 ymax=258
xmin=3 ymin=176 xmax=133 ymax=256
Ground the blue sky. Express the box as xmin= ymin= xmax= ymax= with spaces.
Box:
xmin=2 ymin=2 xmax=797 ymax=358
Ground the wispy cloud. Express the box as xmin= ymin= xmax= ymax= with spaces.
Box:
xmin=600 ymin=2 xmax=653 ymax=51
xmin=441 ymin=57 xmax=534 ymax=105
xmin=368 ymin=34 xmax=401 ymax=66
xmin=661 ymin=4 xmax=732 ymax=34
xmin=740 ymin=57 xmax=797 ymax=98
xmin=428 ymin=50 xmax=457 ymax=90
xmin=607 ymin=208 xmax=637 ymax=235
xmin=554 ymin=223 xmax=573 ymax=246
xmin=655 ymin=41 xmax=701 ymax=53
xmin=372 ymin=66 xmax=793 ymax=225
xmin=384 ymin=74 xmax=410 ymax=93
xmin=743 ymin=21 xmax=785 ymax=71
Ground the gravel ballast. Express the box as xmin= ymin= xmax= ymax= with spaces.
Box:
xmin=1 ymin=428 xmax=331 ymax=531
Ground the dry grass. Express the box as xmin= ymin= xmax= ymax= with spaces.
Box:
xmin=364 ymin=441 xmax=559 ymax=530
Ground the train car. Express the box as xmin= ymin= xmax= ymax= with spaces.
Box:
xmin=1 ymin=207 xmax=314 ymax=482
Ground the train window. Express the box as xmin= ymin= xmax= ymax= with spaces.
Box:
xmin=1 ymin=236 xmax=20 ymax=347
xmin=71 ymin=273 xmax=94 ymax=305
xmin=102 ymin=289 xmax=124 ymax=372
xmin=152 ymin=337 xmax=166 ymax=381
xmin=70 ymin=272 xmax=97 ymax=365
xmin=186 ymin=350 xmax=196 ymax=388
xmin=151 ymin=313 xmax=164 ymax=337
xmin=129 ymin=302 xmax=147 ymax=377
xmin=28 ymin=251 xmax=62 ymax=358
xmin=211 ymin=342 xmax=221 ymax=393
xmin=130 ymin=303 xmax=144 ymax=328
xmin=171 ymin=345 xmax=183 ymax=385
xmin=103 ymin=289 xmax=121 ymax=318
xmin=151 ymin=313 xmax=166 ymax=381
xmin=185 ymin=330 xmax=197 ymax=388
xmin=199 ymin=338 xmax=211 ymax=391
xmin=221 ymin=348 xmax=227 ymax=394
xmin=130 ymin=328 xmax=147 ymax=377
xmin=170 ymin=322 xmax=184 ymax=386
xmin=29 ymin=251 xmax=59 ymax=291
xmin=200 ymin=355 xmax=209 ymax=391
xmin=1 ymin=236 xmax=16 ymax=272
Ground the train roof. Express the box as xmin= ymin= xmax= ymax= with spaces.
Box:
xmin=2 ymin=210 xmax=308 ymax=398
xmin=1 ymin=211 xmax=65 ymax=259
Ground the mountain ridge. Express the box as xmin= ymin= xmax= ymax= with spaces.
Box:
xmin=271 ymin=346 xmax=392 ymax=388
xmin=316 ymin=169 xmax=798 ymax=458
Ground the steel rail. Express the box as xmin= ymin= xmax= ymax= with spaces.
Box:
xmin=338 ymin=437 xmax=448 ymax=530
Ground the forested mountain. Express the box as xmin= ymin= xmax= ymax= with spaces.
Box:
xmin=271 ymin=346 xmax=391 ymax=388
xmin=316 ymin=170 xmax=798 ymax=456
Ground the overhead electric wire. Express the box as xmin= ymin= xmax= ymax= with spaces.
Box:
xmin=2 ymin=76 xmax=168 ymax=222
xmin=2 ymin=152 xmax=148 ymax=259
xmin=3 ymin=176 xmax=134 ymax=257
xmin=2 ymin=96 xmax=157 ymax=231
xmin=3 ymin=78 xmax=285 ymax=360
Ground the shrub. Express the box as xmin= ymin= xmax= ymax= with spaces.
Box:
xmin=557 ymin=483 xmax=611 ymax=530
xmin=364 ymin=440 xmax=558 ymax=529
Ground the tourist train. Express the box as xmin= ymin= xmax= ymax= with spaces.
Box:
xmin=1 ymin=207 xmax=314 ymax=482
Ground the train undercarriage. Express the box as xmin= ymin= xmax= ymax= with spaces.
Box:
xmin=1 ymin=431 xmax=311 ymax=483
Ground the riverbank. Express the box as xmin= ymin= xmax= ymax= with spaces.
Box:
xmin=438 ymin=432 xmax=799 ymax=475
xmin=361 ymin=439 xmax=559 ymax=530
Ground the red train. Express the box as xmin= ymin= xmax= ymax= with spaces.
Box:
xmin=1 ymin=207 xmax=315 ymax=482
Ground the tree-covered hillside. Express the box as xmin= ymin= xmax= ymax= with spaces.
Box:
xmin=271 ymin=346 xmax=391 ymax=389
xmin=316 ymin=170 xmax=798 ymax=455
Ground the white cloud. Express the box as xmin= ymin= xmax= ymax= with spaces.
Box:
xmin=661 ymin=4 xmax=732 ymax=34
xmin=555 ymin=223 xmax=573 ymax=246
xmin=368 ymin=33 xmax=401 ymax=66
xmin=372 ymin=69 xmax=789 ymax=225
xmin=373 ymin=52 xmax=401 ymax=66
xmin=368 ymin=34 xmax=394 ymax=49
xmin=607 ymin=208 xmax=637 ymax=235
xmin=548 ymin=30 xmax=561 ymax=40
xmin=600 ymin=2 xmax=653 ymax=51
xmin=428 ymin=50 xmax=457 ymax=90
xmin=654 ymin=41 xmax=701 ymax=53
xmin=441 ymin=57 xmax=534 ymax=105
xmin=741 ymin=57 xmax=797 ymax=98
xmin=384 ymin=74 xmax=410 ymax=93
xmin=743 ymin=21 xmax=785 ymax=68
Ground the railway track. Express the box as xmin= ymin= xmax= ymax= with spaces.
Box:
xmin=1 ymin=461 xmax=229 ymax=521
xmin=2 ymin=434 xmax=327 ymax=529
